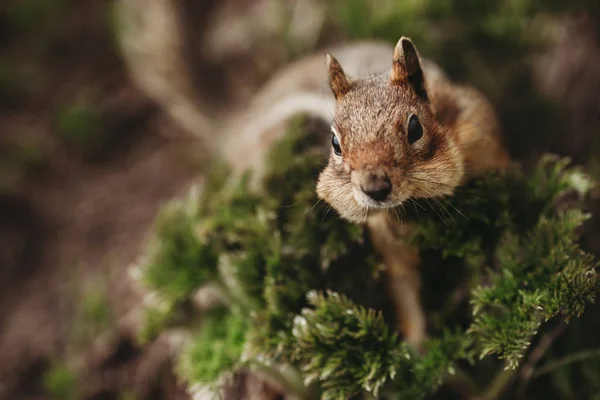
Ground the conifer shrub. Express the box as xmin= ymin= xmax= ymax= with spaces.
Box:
xmin=133 ymin=115 xmax=599 ymax=399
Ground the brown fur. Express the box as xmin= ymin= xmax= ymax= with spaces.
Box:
xmin=316 ymin=37 xmax=508 ymax=346
xmin=120 ymin=2 xmax=509 ymax=393
xmin=121 ymin=3 xmax=508 ymax=352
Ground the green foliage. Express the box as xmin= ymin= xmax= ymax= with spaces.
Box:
xmin=329 ymin=0 xmax=594 ymax=80
xmin=177 ymin=308 xmax=248 ymax=386
xmin=138 ymin=303 xmax=179 ymax=345
xmin=6 ymin=0 xmax=71 ymax=33
xmin=470 ymin=210 xmax=599 ymax=368
xmin=138 ymin=118 xmax=389 ymax=391
xmin=43 ymin=362 xmax=78 ymax=400
xmin=0 ymin=137 xmax=47 ymax=192
xmin=142 ymin=196 xmax=218 ymax=304
xmin=410 ymin=155 xmax=598 ymax=369
xmin=0 ymin=58 xmax=26 ymax=99
xmin=119 ymin=391 xmax=138 ymax=400
xmin=291 ymin=291 xmax=470 ymax=399
xmin=105 ymin=1 xmax=126 ymax=48
xmin=410 ymin=143 xmax=593 ymax=260
xmin=55 ymin=101 xmax=105 ymax=154
xmin=81 ymin=287 xmax=112 ymax=327
xmin=390 ymin=331 xmax=472 ymax=400
xmin=331 ymin=0 xmax=427 ymax=45
xmin=72 ymin=284 xmax=114 ymax=347
xmin=291 ymin=291 xmax=401 ymax=399
xmin=138 ymin=114 xmax=597 ymax=398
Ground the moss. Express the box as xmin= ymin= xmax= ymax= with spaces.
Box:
xmin=71 ymin=284 xmax=114 ymax=347
xmin=0 ymin=137 xmax=48 ymax=193
xmin=177 ymin=308 xmax=248 ymax=385
xmin=104 ymin=1 xmax=126 ymax=50
xmin=43 ymin=361 xmax=78 ymax=400
xmin=137 ymin=304 xmax=176 ymax=345
xmin=6 ymin=0 xmax=72 ymax=33
xmin=0 ymin=138 xmax=47 ymax=173
xmin=119 ymin=391 xmax=138 ymax=400
xmin=142 ymin=200 xmax=218 ymax=304
xmin=138 ymin=111 xmax=598 ymax=397
xmin=55 ymin=100 xmax=107 ymax=155
xmin=0 ymin=58 xmax=21 ymax=96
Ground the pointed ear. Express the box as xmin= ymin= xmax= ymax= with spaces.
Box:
xmin=326 ymin=54 xmax=350 ymax=100
xmin=390 ymin=37 xmax=428 ymax=102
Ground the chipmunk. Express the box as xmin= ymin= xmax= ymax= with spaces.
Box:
xmin=118 ymin=0 xmax=509 ymax=348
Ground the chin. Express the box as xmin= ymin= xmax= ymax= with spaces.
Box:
xmin=336 ymin=204 xmax=383 ymax=224
xmin=316 ymin=184 xmax=372 ymax=224
xmin=351 ymin=187 xmax=408 ymax=210
xmin=323 ymin=193 xmax=393 ymax=225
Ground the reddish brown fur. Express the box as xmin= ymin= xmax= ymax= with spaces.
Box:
xmin=317 ymin=45 xmax=464 ymax=223
xmin=316 ymin=37 xmax=508 ymax=346
xmin=326 ymin=54 xmax=351 ymax=100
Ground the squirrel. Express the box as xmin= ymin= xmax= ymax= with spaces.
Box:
xmin=117 ymin=1 xmax=509 ymax=347
xmin=316 ymin=37 xmax=509 ymax=345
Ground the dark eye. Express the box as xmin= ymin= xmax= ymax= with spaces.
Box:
xmin=407 ymin=114 xmax=423 ymax=144
xmin=331 ymin=134 xmax=342 ymax=156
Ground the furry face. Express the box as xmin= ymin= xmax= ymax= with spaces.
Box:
xmin=316 ymin=37 xmax=465 ymax=224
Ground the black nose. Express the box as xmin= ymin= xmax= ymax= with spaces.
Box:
xmin=361 ymin=173 xmax=392 ymax=201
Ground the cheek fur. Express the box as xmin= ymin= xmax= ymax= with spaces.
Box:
xmin=316 ymin=165 xmax=367 ymax=223
xmin=408 ymin=140 xmax=465 ymax=198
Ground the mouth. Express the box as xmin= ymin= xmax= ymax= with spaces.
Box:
xmin=352 ymin=187 xmax=403 ymax=209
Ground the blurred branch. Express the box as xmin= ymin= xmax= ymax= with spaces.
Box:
xmin=531 ymin=348 xmax=600 ymax=379
xmin=517 ymin=321 xmax=567 ymax=394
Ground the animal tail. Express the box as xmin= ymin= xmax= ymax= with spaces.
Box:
xmin=115 ymin=0 xmax=216 ymax=150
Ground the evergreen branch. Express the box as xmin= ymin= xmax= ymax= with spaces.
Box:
xmin=176 ymin=308 xmax=248 ymax=385
xmin=291 ymin=291 xmax=470 ymax=399
xmin=291 ymin=291 xmax=402 ymax=399
xmin=136 ymin=110 xmax=599 ymax=399
xmin=142 ymin=196 xmax=219 ymax=303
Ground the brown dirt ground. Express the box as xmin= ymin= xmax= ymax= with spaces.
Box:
xmin=0 ymin=1 xmax=207 ymax=398
xmin=0 ymin=0 xmax=297 ymax=398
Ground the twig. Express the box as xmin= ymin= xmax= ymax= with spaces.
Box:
xmin=247 ymin=361 xmax=313 ymax=400
xmin=482 ymin=366 xmax=517 ymax=400
xmin=443 ymin=366 xmax=482 ymax=399
xmin=531 ymin=348 xmax=600 ymax=379
xmin=517 ymin=321 xmax=567 ymax=393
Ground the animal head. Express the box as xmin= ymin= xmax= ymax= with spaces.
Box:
xmin=316 ymin=37 xmax=464 ymax=223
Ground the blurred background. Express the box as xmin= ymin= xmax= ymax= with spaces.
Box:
xmin=1 ymin=0 xmax=600 ymax=399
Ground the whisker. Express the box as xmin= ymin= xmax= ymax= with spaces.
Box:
xmin=409 ymin=166 xmax=502 ymax=174
xmin=445 ymin=200 xmax=468 ymax=219
xmin=425 ymin=198 xmax=449 ymax=227
xmin=406 ymin=175 xmax=486 ymax=201
xmin=406 ymin=174 xmax=456 ymax=188
xmin=392 ymin=206 xmax=402 ymax=222
xmin=316 ymin=181 xmax=353 ymax=223
xmin=311 ymin=197 xmax=323 ymax=210
xmin=433 ymin=197 xmax=455 ymax=224
xmin=385 ymin=208 xmax=393 ymax=228
xmin=409 ymin=198 xmax=427 ymax=212
xmin=280 ymin=202 xmax=302 ymax=208
xmin=320 ymin=205 xmax=332 ymax=225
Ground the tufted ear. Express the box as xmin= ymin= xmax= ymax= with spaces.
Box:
xmin=326 ymin=53 xmax=351 ymax=100
xmin=390 ymin=37 xmax=429 ymax=102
